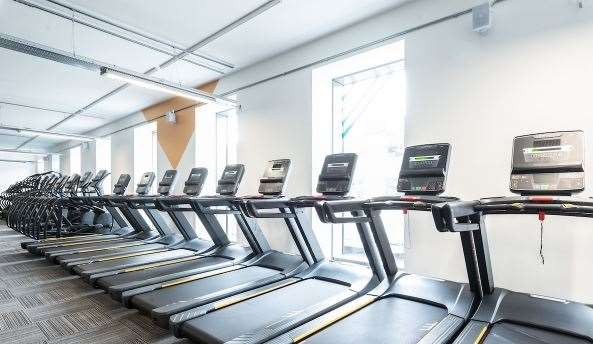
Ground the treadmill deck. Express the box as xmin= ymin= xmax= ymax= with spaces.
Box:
xmin=180 ymin=279 xmax=352 ymax=344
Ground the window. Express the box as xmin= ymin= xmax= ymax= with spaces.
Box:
xmin=96 ymin=137 xmax=111 ymax=172
xmin=36 ymin=158 xmax=44 ymax=173
xmin=215 ymin=110 xmax=239 ymax=241
xmin=134 ymin=122 xmax=158 ymax=194
xmin=195 ymin=103 xmax=240 ymax=242
xmin=313 ymin=40 xmax=406 ymax=264
xmin=51 ymin=154 xmax=60 ymax=172
xmin=69 ymin=146 xmax=81 ymax=175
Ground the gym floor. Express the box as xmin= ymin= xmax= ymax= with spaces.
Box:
xmin=0 ymin=224 xmax=190 ymax=344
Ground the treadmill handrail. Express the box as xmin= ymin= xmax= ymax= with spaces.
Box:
xmin=243 ymin=198 xmax=296 ymax=218
xmin=433 ymin=196 xmax=593 ymax=234
xmin=321 ymin=199 xmax=370 ymax=224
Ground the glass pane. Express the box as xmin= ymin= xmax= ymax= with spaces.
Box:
xmin=69 ymin=146 xmax=81 ymax=175
xmin=332 ymin=61 xmax=406 ymax=263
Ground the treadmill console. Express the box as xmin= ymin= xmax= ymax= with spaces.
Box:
xmin=511 ymin=131 xmax=584 ymax=195
xmin=136 ymin=172 xmax=155 ymax=195
xmin=64 ymin=174 xmax=80 ymax=193
xmin=258 ymin=159 xmax=291 ymax=196
xmin=216 ymin=164 xmax=245 ymax=195
xmin=184 ymin=168 xmax=208 ymax=196
xmin=157 ymin=170 xmax=178 ymax=195
xmin=57 ymin=175 xmax=70 ymax=191
xmin=91 ymin=170 xmax=108 ymax=184
xmin=316 ymin=153 xmax=357 ymax=195
xmin=79 ymin=171 xmax=93 ymax=189
xmin=113 ymin=174 xmax=131 ymax=195
xmin=398 ymin=143 xmax=450 ymax=195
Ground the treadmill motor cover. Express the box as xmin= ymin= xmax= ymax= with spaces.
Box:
xmin=113 ymin=174 xmax=131 ymax=195
xmin=216 ymin=164 xmax=245 ymax=195
xmin=258 ymin=159 xmax=291 ymax=195
xmin=136 ymin=172 xmax=155 ymax=195
xmin=398 ymin=143 xmax=451 ymax=194
xmin=316 ymin=153 xmax=357 ymax=195
xmin=510 ymin=130 xmax=584 ymax=195
xmin=157 ymin=170 xmax=178 ymax=195
xmin=184 ymin=168 xmax=208 ymax=195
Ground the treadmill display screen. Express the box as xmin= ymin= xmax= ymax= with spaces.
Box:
xmin=398 ymin=143 xmax=450 ymax=195
xmin=222 ymin=170 xmax=237 ymax=179
xmin=140 ymin=175 xmax=150 ymax=185
xmin=259 ymin=159 xmax=291 ymax=195
xmin=511 ymin=131 xmax=584 ymax=195
xmin=189 ymin=173 xmax=202 ymax=181
xmin=317 ymin=153 xmax=357 ymax=195
xmin=216 ymin=165 xmax=244 ymax=196
xmin=327 ymin=162 xmax=349 ymax=174
xmin=408 ymin=155 xmax=441 ymax=169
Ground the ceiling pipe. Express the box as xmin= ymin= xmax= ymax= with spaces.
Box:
xmin=0 ymin=100 xmax=106 ymax=119
xmin=13 ymin=0 xmax=280 ymax=149
xmin=44 ymin=0 xmax=235 ymax=70
xmin=12 ymin=0 xmax=228 ymax=74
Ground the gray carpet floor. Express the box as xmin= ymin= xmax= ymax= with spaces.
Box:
xmin=0 ymin=225 xmax=191 ymax=344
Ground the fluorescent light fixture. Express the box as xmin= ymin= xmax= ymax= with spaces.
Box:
xmin=100 ymin=67 xmax=237 ymax=108
xmin=0 ymin=148 xmax=48 ymax=156
xmin=0 ymin=125 xmax=96 ymax=142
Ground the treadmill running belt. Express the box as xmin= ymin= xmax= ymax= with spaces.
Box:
xmin=97 ymin=256 xmax=230 ymax=290
xmin=181 ymin=279 xmax=351 ymax=344
xmin=57 ymin=243 xmax=166 ymax=263
xmin=73 ymin=249 xmax=194 ymax=275
xmin=301 ymin=296 xmax=448 ymax=344
xmin=41 ymin=240 xmax=136 ymax=254
xmin=131 ymin=265 xmax=279 ymax=312
xmin=484 ymin=323 xmax=591 ymax=344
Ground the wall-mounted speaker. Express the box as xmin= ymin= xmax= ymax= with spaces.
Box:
xmin=473 ymin=2 xmax=492 ymax=35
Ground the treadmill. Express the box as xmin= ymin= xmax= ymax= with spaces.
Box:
xmin=34 ymin=172 xmax=162 ymax=259
xmin=268 ymin=143 xmax=483 ymax=344
xmin=433 ymin=131 xmax=593 ymax=343
xmin=66 ymin=169 xmax=213 ymax=283
xmin=171 ymin=153 xmax=385 ymax=344
xmin=50 ymin=170 xmax=190 ymax=269
xmin=95 ymin=164 xmax=264 ymax=299
xmin=123 ymin=159 xmax=314 ymax=328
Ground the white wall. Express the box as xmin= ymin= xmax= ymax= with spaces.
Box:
xmin=404 ymin=0 xmax=593 ymax=303
xmin=81 ymin=141 xmax=96 ymax=174
xmin=111 ymin=129 xmax=134 ymax=195
xmin=0 ymin=160 xmax=36 ymax=191
xmin=215 ymin=0 xmax=593 ymax=303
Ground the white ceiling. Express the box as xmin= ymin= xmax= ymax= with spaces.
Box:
xmin=0 ymin=0 xmax=407 ymax=155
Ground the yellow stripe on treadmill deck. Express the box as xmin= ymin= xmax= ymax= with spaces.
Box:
xmin=473 ymin=325 xmax=490 ymax=344
xmin=123 ymin=255 xmax=203 ymax=273
xmin=76 ymin=241 xmax=147 ymax=253
xmin=86 ymin=248 xmax=169 ymax=262
xmin=160 ymin=265 xmax=242 ymax=288
xmin=213 ymin=278 xmax=300 ymax=310
xmin=292 ymin=295 xmax=376 ymax=343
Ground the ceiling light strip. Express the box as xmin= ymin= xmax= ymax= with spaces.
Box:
xmin=100 ymin=67 xmax=237 ymax=107
xmin=0 ymin=148 xmax=48 ymax=156
xmin=0 ymin=125 xmax=97 ymax=141
xmin=5 ymin=1 xmax=279 ymax=148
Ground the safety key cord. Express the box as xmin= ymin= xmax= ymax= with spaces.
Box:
xmin=538 ymin=211 xmax=545 ymax=265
